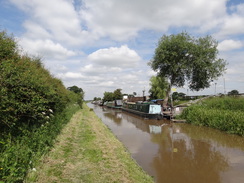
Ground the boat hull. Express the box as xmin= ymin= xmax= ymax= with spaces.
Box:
xmin=121 ymin=107 xmax=163 ymax=119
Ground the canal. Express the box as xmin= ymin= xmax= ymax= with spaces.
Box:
xmin=87 ymin=103 xmax=244 ymax=183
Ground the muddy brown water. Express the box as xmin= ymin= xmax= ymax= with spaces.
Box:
xmin=87 ymin=103 xmax=244 ymax=183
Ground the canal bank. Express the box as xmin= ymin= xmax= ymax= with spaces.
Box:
xmin=25 ymin=104 xmax=154 ymax=183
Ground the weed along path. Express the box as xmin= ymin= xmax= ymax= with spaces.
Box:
xmin=26 ymin=104 xmax=153 ymax=183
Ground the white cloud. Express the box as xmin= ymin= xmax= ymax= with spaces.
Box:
xmin=98 ymin=81 xmax=115 ymax=87
xmin=57 ymin=72 xmax=85 ymax=80
xmin=215 ymin=4 xmax=244 ymax=38
xmin=20 ymin=38 xmax=76 ymax=59
xmin=10 ymin=0 xmax=94 ymax=46
xmin=87 ymin=45 xmax=141 ymax=68
xmin=80 ymin=64 xmax=122 ymax=75
xmin=23 ymin=21 xmax=51 ymax=39
xmin=218 ymin=39 xmax=243 ymax=51
xmin=217 ymin=15 xmax=244 ymax=38
xmin=81 ymin=0 xmax=227 ymax=40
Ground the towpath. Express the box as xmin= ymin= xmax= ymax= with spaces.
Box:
xmin=25 ymin=104 xmax=153 ymax=183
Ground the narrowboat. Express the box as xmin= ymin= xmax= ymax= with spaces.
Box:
xmin=106 ymin=100 xmax=123 ymax=109
xmin=121 ymin=101 xmax=163 ymax=119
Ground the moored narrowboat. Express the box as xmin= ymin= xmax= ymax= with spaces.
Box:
xmin=122 ymin=101 xmax=163 ymax=119
xmin=106 ymin=100 xmax=123 ymax=109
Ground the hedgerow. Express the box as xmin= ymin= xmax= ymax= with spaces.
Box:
xmin=0 ymin=30 xmax=78 ymax=132
xmin=0 ymin=30 xmax=83 ymax=181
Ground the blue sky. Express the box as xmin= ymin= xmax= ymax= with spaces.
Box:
xmin=1 ymin=0 xmax=244 ymax=99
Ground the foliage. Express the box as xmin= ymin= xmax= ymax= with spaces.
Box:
xmin=228 ymin=89 xmax=239 ymax=96
xmin=0 ymin=31 xmax=19 ymax=60
xmin=67 ymin=85 xmax=84 ymax=108
xmin=0 ymin=31 xmax=82 ymax=132
xmin=103 ymin=91 xmax=114 ymax=102
xmin=0 ymin=104 xmax=80 ymax=182
xmin=93 ymin=97 xmax=102 ymax=101
xmin=149 ymin=75 xmax=168 ymax=99
xmin=102 ymin=89 xmax=123 ymax=102
xmin=113 ymin=88 xmax=123 ymax=100
xmin=0 ymin=30 xmax=84 ymax=181
xmin=149 ymin=32 xmax=227 ymax=104
xmin=0 ymin=56 xmax=69 ymax=132
xmin=180 ymin=96 xmax=244 ymax=136
xmin=67 ymin=85 xmax=83 ymax=94
xmin=172 ymin=92 xmax=186 ymax=101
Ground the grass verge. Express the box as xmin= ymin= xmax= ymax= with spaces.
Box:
xmin=25 ymin=104 xmax=154 ymax=183
xmin=0 ymin=104 xmax=80 ymax=182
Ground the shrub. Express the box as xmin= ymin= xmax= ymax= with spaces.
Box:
xmin=0 ymin=30 xmax=84 ymax=181
xmin=180 ymin=96 xmax=244 ymax=136
xmin=0 ymin=31 xmax=72 ymax=133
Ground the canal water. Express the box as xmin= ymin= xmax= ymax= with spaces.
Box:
xmin=87 ymin=103 xmax=244 ymax=183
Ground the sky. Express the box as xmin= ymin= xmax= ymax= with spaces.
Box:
xmin=0 ymin=0 xmax=244 ymax=100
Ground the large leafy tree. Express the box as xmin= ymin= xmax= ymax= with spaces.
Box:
xmin=228 ymin=90 xmax=239 ymax=96
xmin=103 ymin=91 xmax=114 ymax=102
xmin=67 ymin=85 xmax=83 ymax=94
xmin=149 ymin=76 xmax=168 ymax=99
xmin=149 ymin=32 xmax=227 ymax=105
xmin=67 ymin=85 xmax=84 ymax=108
xmin=113 ymin=88 xmax=123 ymax=100
xmin=102 ymin=89 xmax=123 ymax=102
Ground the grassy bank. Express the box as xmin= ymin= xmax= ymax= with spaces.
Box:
xmin=0 ymin=104 xmax=80 ymax=182
xmin=25 ymin=104 xmax=154 ymax=183
xmin=180 ymin=96 xmax=244 ymax=136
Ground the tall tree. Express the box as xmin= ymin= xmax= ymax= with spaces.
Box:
xmin=67 ymin=85 xmax=83 ymax=94
xmin=67 ymin=85 xmax=84 ymax=108
xmin=113 ymin=88 xmax=123 ymax=100
xmin=228 ymin=90 xmax=239 ymax=96
xmin=103 ymin=91 xmax=114 ymax=102
xmin=149 ymin=76 xmax=168 ymax=99
xmin=149 ymin=32 xmax=227 ymax=106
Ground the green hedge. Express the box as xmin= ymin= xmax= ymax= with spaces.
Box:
xmin=180 ymin=96 xmax=244 ymax=136
xmin=0 ymin=30 xmax=84 ymax=181
xmin=0 ymin=31 xmax=75 ymax=133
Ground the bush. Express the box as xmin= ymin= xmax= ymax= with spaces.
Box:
xmin=180 ymin=96 xmax=244 ymax=136
xmin=0 ymin=30 xmax=84 ymax=181
xmin=0 ymin=31 xmax=72 ymax=133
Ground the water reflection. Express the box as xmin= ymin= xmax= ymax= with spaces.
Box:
xmin=152 ymin=125 xmax=228 ymax=183
xmin=88 ymin=103 xmax=244 ymax=183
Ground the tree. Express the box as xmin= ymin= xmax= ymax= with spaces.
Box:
xmin=228 ymin=90 xmax=239 ymax=96
xmin=67 ymin=86 xmax=84 ymax=108
xmin=178 ymin=92 xmax=186 ymax=99
xmin=67 ymin=85 xmax=83 ymax=94
xmin=172 ymin=92 xmax=179 ymax=101
xmin=113 ymin=88 xmax=123 ymax=100
xmin=93 ymin=97 xmax=101 ymax=101
xmin=172 ymin=92 xmax=186 ymax=101
xmin=149 ymin=32 xmax=227 ymax=106
xmin=103 ymin=91 xmax=114 ymax=102
xmin=149 ymin=76 xmax=169 ymax=99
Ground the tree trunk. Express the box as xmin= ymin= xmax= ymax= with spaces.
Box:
xmin=163 ymin=84 xmax=171 ymax=108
